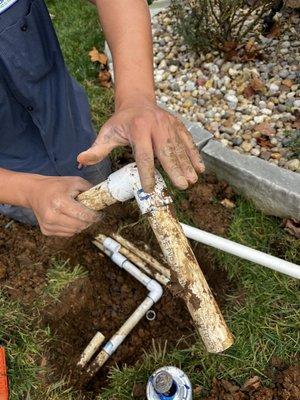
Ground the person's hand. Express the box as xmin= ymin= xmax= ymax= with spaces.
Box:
xmin=77 ymin=101 xmax=205 ymax=193
xmin=27 ymin=176 xmax=99 ymax=237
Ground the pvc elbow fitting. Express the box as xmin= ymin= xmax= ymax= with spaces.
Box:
xmin=147 ymin=279 xmax=163 ymax=303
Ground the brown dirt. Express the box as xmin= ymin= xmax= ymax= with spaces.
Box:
xmin=202 ymin=364 xmax=300 ymax=400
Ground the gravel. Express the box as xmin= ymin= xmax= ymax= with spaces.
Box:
xmin=152 ymin=7 xmax=300 ymax=172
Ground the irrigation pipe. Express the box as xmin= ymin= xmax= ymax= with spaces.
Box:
xmin=111 ymin=232 xmax=171 ymax=280
xmin=78 ymin=163 xmax=234 ymax=354
xmin=181 ymin=224 xmax=300 ymax=280
xmin=94 ymin=234 xmax=170 ymax=286
xmin=79 ymin=236 xmax=163 ymax=378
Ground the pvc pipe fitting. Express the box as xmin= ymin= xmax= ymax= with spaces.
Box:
xmin=147 ymin=279 xmax=164 ymax=303
xmin=106 ymin=163 xmax=173 ymax=214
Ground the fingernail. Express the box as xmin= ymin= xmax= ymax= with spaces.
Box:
xmin=188 ymin=173 xmax=198 ymax=184
xmin=178 ymin=176 xmax=189 ymax=189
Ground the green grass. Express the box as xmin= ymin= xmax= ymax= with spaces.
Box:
xmin=0 ymin=292 xmax=50 ymax=399
xmin=0 ymin=258 xmax=88 ymax=400
xmin=45 ymin=259 xmax=88 ymax=300
xmin=46 ymin=0 xmax=114 ymax=129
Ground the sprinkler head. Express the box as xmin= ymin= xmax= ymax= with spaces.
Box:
xmin=153 ymin=371 xmax=173 ymax=394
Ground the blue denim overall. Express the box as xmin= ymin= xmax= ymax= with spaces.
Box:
xmin=0 ymin=0 xmax=111 ymax=224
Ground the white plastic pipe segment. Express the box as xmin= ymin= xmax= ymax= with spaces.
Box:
xmin=83 ymin=236 xmax=163 ymax=378
xmin=181 ymin=224 xmax=300 ymax=280
xmin=77 ymin=332 xmax=105 ymax=368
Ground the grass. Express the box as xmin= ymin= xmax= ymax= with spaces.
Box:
xmin=0 ymin=258 xmax=88 ymax=400
xmin=1 ymin=0 xmax=299 ymax=399
xmin=45 ymin=259 xmax=88 ymax=300
xmin=46 ymin=0 xmax=114 ymax=129
xmin=0 ymin=292 xmax=50 ymax=399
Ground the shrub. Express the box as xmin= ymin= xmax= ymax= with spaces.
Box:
xmin=171 ymin=0 xmax=274 ymax=54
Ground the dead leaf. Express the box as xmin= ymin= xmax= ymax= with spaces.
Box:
xmin=243 ymin=84 xmax=255 ymax=98
xmin=40 ymin=356 xmax=47 ymax=368
xmin=254 ymin=122 xmax=276 ymax=136
xmin=221 ymin=379 xmax=240 ymax=393
xmin=257 ymin=135 xmax=272 ymax=148
xmin=293 ymin=120 xmax=300 ymax=129
xmin=283 ymin=219 xmax=300 ymax=239
xmin=250 ymin=77 xmax=264 ymax=92
xmin=242 ymin=376 xmax=261 ymax=392
xmin=99 ymin=70 xmax=112 ymax=88
xmin=245 ymin=38 xmax=255 ymax=54
xmin=221 ymin=198 xmax=236 ymax=209
xmin=222 ymin=41 xmax=239 ymax=60
xmin=285 ymin=0 xmax=300 ymax=8
xmin=240 ymin=39 xmax=263 ymax=62
xmin=89 ymin=47 xmax=108 ymax=65
xmin=268 ymin=21 xmax=281 ymax=38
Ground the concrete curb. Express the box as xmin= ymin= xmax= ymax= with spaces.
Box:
xmin=201 ymin=140 xmax=300 ymax=220
xmin=149 ymin=0 xmax=171 ymax=17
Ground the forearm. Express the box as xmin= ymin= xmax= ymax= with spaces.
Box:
xmin=0 ymin=168 xmax=41 ymax=208
xmin=95 ymin=0 xmax=155 ymax=109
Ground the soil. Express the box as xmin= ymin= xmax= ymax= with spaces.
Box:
xmin=202 ymin=364 xmax=300 ymax=400
xmin=0 ymin=172 xmax=298 ymax=399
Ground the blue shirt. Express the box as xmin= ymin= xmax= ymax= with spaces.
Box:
xmin=0 ymin=0 xmax=96 ymax=177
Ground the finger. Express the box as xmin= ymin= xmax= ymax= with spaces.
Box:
xmin=40 ymin=224 xmax=79 ymax=237
xmin=77 ymin=125 xmax=127 ymax=166
xmin=131 ymin=133 xmax=155 ymax=193
xmin=61 ymin=199 xmax=100 ymax=224
xmin=173 ymin=132 xmax=198 ymax=185
xmin=50 ymin=192 xmax=100 ymax=223
xmin=41 ymin=228 xmax=75 ymax=238
xmin=175 ymin=120 xmax=205 ymax=173
xmin=70 ymin=177 xmax=93 ymax=194
xmin=154 ymin=137 xmax=188 ymax=190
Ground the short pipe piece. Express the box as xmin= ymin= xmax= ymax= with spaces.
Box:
xmin=77 ymin=331 xmax=105 ymax=369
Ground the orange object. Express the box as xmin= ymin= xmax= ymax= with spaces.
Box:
xmin=0 ymin=347 xmax=8 ymax=400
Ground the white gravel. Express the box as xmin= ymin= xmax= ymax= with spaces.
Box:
xmin=152 ymin=6 xmax=300 ymax=172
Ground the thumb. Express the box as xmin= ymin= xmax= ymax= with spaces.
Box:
xmin=77 ymin=126 xmax=120 ymax=166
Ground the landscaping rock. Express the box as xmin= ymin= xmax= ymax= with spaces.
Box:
xmin=151 ymin=6 xmax=300 ymax=172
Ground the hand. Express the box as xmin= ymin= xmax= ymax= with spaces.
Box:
xmin=27 ymin=176 xmax=100 ymax=237
xmin=77 ymin=101 xmax=205 ymax=193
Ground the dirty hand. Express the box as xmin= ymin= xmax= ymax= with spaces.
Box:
xmin=77 ymin=102 xmax=205 ymax=193
xmin=27 ymin=176 xmax=99 ymax=237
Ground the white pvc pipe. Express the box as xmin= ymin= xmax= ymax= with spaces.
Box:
xmin=83 ymin=237 xmax=163 ymax=377
xmin=181 ymin=223 xmax=300 ymax=280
